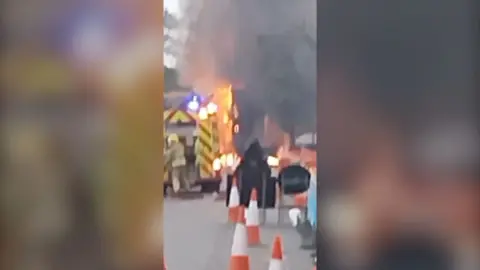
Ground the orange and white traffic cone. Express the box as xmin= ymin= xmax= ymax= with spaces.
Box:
xmin=228 ymin=177 xmax=240 ymax=223
xmin=230 ymin=206 xmax=250 ymax=270
xmin=246 ymin=188 xmax=261 ymax=246
xmin=268 ymin=235 xmax=284 ymax=270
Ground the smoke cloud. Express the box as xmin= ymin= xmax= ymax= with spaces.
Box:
xmin=175 ymin=0 xmax=316 ymax=132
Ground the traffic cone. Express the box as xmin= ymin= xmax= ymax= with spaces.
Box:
xmin=268 ymin=235 xmax=284 ymax=270
xmin=246 ymin=188 xmax=261 ymax=246
xmin=228 ymin=177 xmax=240 ymax=223
xmin=230 ymin=206 xmax=250 ymax=270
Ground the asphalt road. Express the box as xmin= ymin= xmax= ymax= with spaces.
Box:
xmin=164 ymin=194 xmax=313 ymax=270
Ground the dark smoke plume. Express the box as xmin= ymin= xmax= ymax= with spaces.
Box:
xmin=176 ymin=0 xmax=316 ymax=133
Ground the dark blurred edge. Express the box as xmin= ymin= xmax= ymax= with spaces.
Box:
xmin=0 ymin=0 xmax=164 ymax=269
xmin=316 ymin=0 xmax=479 ymax=269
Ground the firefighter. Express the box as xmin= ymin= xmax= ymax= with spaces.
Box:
xmin=164 ymin=134 xmax=189 ymax=193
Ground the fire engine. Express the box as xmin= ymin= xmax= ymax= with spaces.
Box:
xmin=163 ymin=89 xmax=237 ymax=192
xmin=164 ymin=86 xmax=316 ymax=192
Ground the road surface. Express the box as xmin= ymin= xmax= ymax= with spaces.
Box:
xmin=164 ymin=194 xmax=313 ymax=269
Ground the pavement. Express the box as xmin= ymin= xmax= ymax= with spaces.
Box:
xmin=164 ymin=194 xmax=313 ymax=270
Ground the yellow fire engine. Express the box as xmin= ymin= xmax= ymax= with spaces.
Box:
xmin=163 ymin=89 xmax=236 ymax=192
xmin=163 ymin=86 xmax=314 ymax=191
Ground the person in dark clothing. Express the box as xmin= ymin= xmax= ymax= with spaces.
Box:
xmin=233 ymin=140 xmax=274 ymax=208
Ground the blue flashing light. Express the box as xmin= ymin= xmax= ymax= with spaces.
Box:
xmin=187 ymin=100 xmax=200 ymax=111
xmin=183 ymin=92 xmax=204 ymax=111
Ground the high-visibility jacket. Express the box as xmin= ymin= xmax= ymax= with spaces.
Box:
xmin=164 ymin=142 xmax=186 ymax=168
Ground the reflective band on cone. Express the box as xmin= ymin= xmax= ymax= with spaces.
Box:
xmin=268 ymin=235 xmax=284 ymax=270
xmin=246 ymin=188 xmax=260 ymax=245
xmin=228 ymin=178 xmax=240 ymax=223
xmin=230 ymin=206 xmax=250 ymax=270
xmin=268 ymin=259 xmax=283 ymax=270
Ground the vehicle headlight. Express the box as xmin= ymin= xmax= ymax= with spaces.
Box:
xmin=225 ymin=153 xmax=235 ymax=167
xmin=267 ymin=156 xmax=279 ymax=166
xmin=213 ymin=158 xmax=222 ymax=171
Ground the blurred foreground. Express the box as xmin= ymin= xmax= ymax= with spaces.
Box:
xmin=1 ymin=1 xmax=164 ymax=269
xmin=317 ymin=1 xmax=479 ymax=269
